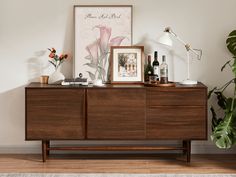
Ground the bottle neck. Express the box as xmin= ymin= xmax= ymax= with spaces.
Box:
xmin=162 ymin=56 xmax=166 ymax=63
xmin=154 ymin=52 xmax=158 ymax=61
xmin=148 ymin=56 xmax=151 ymax=65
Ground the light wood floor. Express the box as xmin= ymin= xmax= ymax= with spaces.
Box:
xmin=0 ymin=154 xmax=235 ymax=173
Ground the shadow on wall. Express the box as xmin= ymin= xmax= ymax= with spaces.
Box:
xmin=0 ymin=50 xmax=49 ymax=147
xmin=134 ymin=34 xmax=152 ymax=55
xmin=61 ymin=5 xmax=74 ymax=78
xmin=134 ymin=33 xmax=188 ymax=81
xmin=0 ymin=50 xmax=48 ymax=145
xmin=27 ymin=50 xmax=50 ymax=81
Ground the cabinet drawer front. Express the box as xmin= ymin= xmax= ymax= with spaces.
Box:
xmin=87 ymin=89 xmax=146 ymax=139
xmin=26 ymin=89 xmax=85 ymax=140
xmin=147 ymin=88 xmax=206 ymax=106
xmin=147 ymin=106 xmax=207 ymax=140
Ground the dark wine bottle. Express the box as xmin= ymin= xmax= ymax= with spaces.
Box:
xmin=152 ymin=51 xmax=159 ymax=81
xmin=144 ymin=55 xmax=154 ymax=82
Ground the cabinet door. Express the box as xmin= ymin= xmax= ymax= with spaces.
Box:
xmin=147 ymin=106 xmax=206 ymax=139
xmin=26 ymin=89 xmax=85 ymax=140
xmin=146 ymin=88 xmax=207 ymax=140
xmin=87 ymin=89 xmax=146 ymax=139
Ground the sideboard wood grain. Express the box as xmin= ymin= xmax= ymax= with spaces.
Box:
xmin=26 ymin=88 xmax=85 ymax=140
xmin=87 ymin=88 xmax=146 ymax=139
xmin=147 ymin=106 xmax=206 ymax=139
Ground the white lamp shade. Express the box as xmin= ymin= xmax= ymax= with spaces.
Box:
xmin=158 ymin=32 xmax=173 ymax=46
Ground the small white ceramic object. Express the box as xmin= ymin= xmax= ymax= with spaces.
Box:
xmin=48 ymin=69 xmax=65 ymax=84
xmin=94 ymin=79 xmax=104 ymax=86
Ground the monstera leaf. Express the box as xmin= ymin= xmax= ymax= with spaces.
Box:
xmin=211 ymin=111 xmax=236 ymax=149
xmin=226 ymin=30 xmax=236 ymax=56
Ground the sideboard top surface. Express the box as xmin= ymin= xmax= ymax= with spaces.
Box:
xmin=26 ymin=82 xmax=207 ymax=89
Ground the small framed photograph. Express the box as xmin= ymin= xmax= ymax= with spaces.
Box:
xmin=110 ymin=46 xmax=144 ymax=84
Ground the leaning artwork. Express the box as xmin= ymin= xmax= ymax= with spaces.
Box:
xmin=74 ymin=5 xmax=132 ymax=82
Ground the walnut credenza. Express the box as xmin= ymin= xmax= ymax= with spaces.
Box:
xmin=25 ymin=82 xmax=207 ymax=162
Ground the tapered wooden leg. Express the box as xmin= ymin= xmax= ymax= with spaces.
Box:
xmin=183 ymin=140 xmax=191 ymax=162
xmin=186 ymin=140 xmax=191 ymax=163
xmin=46 ymin=141 xmax=50 ymax=156
xmin=42 ymin=140 xmax=47 ymax=162
xmin=183 ymin=140 xmax=187 ymax=155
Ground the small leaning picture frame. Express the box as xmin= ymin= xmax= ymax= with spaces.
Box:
xmin=110 ymin=46 xmax=144 ymax=84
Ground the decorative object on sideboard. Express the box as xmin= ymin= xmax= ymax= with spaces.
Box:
xmin=152 ymin=51 xmax=160 ymax=81
xmin=110 ymin=46 xmax=144 ymax=84
xmin=158 ymin=27 xmax=202 ymax=85
xmin=47 ymin=48 xmax=68 ymax=84
xmin=160 ymin=55 xmax=168 ymax=84
xmin=61 ymin=73 xmax=88 ymax=86
xmin=144 ymin=55 xmax=154 ymax=83
xmin=208 ymin=30 xmax=236 ymax=149
xmin=40 ymin=75 xmax=49 ymax=84
xmin=74 ymin=5 xmax=133 ymax=84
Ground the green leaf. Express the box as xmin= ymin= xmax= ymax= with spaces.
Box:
xmin=48 ymin=60 xmax=56 ymax=68
xmin=226 ymin=30 xmax=236 ymax=56
xmin=221 ymin=60 xmax=231 ymax=71
xmin=86 ymin=71 xmax=95 ymax=81
xmin=211 ymin=107 xmax=218 ymax=131
xmin=208 ymin=87 xmax=217 ymax=99
xmin=232 ymin=59 xmax=236 ymax=75
xmin=214 ymin=92 xmax=227 ymax=109
xmin=211 ymin=111 xmax=236 ymax=149
xmin=225 ymin=98 xmax=233 ymax=113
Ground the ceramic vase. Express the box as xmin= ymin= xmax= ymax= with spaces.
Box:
xmin=48 ymin=69 xmax=65 ymax=84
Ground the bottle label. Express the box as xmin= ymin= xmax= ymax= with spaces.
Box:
xmin=160 ymin=69 xmax=168 ymax=77
xmin=154 ymin=66 xmax=158 ymax=75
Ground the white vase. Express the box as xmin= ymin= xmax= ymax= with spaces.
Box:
xmin=94 ymin=79 xmax=104 ymax=86
xmin=48 ymin=69 xmax=65 ymax=84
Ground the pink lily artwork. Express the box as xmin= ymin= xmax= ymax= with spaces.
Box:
xmin=84 ymin=25 xmax=126 ymax=82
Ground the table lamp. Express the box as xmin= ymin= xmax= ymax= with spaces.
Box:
xmin=158 ymin=27 xmax=202 ymax=85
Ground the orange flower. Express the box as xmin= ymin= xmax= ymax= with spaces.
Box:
xmin=49 ymin=53 xmax=55 ymax=58
xmin=52 ymin=48 xmax=56 ymax=53
xmin=59 ymin=54 xmax=64 ymax=60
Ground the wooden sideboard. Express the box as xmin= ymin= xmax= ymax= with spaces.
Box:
xmin=25 ymin=82 xmax=207 ymax=162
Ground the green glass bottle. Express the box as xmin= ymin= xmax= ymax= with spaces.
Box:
xmin=144 ymin=55 xmax=154 ymax=82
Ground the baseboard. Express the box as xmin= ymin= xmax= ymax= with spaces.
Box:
xmin=192 ymin=144 xmax=236 ymax=154
xmin=0 ymin=146 xmax=41 ymax=154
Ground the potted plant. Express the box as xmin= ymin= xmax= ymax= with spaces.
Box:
xmin=208 ymin=30 xmax=236 ymax=149
xmin=47 ymin=48 xmax=68 ymax=84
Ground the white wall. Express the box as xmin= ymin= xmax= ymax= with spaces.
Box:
xmin=0 ymin=0 xmax=236 ymax=154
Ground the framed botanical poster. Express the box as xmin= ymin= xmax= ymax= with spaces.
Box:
xmin=110 ymin=46 xmax=144 ymax=84
xmin=74 ymin=5 xmax=133 ymax=82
